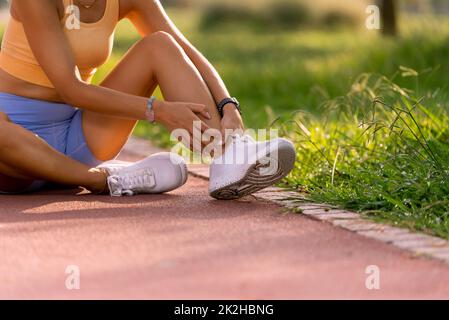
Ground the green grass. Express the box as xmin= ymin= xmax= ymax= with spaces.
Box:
xmin=3 ymin=9 xmax=449 ymax=238
xmin=278 ymin=73 xmax=449 ymax=238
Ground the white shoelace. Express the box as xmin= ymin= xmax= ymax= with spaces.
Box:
xmin=230 ymin=134 xmax=255 ymax=144
xmin=108 ymin=168 xmax=156 ymax=197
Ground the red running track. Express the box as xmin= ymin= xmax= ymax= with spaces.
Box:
xmin=1 ymin=154 xmax=449 ymax=299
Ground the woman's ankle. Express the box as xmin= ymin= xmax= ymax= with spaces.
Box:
xmin=87 ymin=168 xmax=109 ymax=194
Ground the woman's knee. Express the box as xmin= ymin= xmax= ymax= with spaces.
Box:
xmin=140 ymin=31 xmax=185 ymax=58
xmin=0 ymin=112 xmax=10 ymax=122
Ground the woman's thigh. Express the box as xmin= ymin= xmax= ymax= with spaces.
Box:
xmin=82 ymin=40 xmax=158 ymax=162
xmin=0 ymin=113 xmax=36 ymax=193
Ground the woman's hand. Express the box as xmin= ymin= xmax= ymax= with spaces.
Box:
xmin=153 ymin=100 xmax=211 ymax=150
xmin=221 ymin=104 xmax=245 ymax=137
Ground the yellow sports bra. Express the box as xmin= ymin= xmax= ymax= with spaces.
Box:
xmin=0 ymin=0 xmax=119 ymax=88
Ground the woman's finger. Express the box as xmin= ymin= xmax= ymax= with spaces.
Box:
xmin=200 ymin=119 xmax=211 ymax=133
xmin=183 ymin=114 xmax=210 ymax=136
xmin=187 ymin=103 xmax=211 ymax=120
xmin=191 ymin=115 xmax=212 ymax=151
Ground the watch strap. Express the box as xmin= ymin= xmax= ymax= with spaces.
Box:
xmin=217 ymin=97 xmax=241 ymax=117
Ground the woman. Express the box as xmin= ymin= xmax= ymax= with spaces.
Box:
xmin=0 ymin=0 xmax=296 ymax=199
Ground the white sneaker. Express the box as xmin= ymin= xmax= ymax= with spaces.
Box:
xmin=209 ymin=135 xmax=296 ymax=200
xmin=98 ymin=153 xmax=188 ymax=197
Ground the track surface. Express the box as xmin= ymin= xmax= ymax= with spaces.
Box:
xmin=1 ymin=152 xmax=449 ymax=299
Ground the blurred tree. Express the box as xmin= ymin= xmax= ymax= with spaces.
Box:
xmin=0 ymin=0 xmax=8 ymax=9
xmin=380 ymin=0 xmax=398 ymax=36
xmin=431 ymin=0 xmax=449 ymax=14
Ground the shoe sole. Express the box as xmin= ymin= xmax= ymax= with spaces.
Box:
xmin=210 ymin=142 xmax=296 ymax=200
xmin=180 ymin=161 xmax=188 ymax=186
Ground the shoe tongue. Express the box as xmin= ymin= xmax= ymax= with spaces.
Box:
xmin=212 ymin=134 xmax=257 ymax=164
xmin=244 ymin=134 xmax=256 ymax=142
xmin=234 ymin=134 xmax=255 ymax=143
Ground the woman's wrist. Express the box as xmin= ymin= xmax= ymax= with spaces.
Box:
xmin=153 ymin=99 xmax=168 ymax=124
xmin=145 ymin=97 xmax=161 ymax=123
xmin=223 ymin=103 xmax=240 ymax=117
xmin=217 ymin=97 xmax=241 ymax=118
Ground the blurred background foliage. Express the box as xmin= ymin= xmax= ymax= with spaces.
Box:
xmin=1 ymin=0 xmax=448 ymax=157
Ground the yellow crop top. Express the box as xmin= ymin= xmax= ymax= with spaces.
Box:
xmin=0 ymin=0 xmax=119 ymax=88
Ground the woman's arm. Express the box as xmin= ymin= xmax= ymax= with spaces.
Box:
xmin=15 ymin=0 xmax=149 ymax=120
xmin=127 ymin=0 xmax=244 ymax=124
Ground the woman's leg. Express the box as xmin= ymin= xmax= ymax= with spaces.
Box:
xmin=0 ymin=31 xmax=222 ymax=192
xmin=83 ymin=31 xmax=222 ymax=161
xmin=0 ymin=113 xmax=107 ymax=193
xmin=0 ymin=164 xmax=34 ymax=193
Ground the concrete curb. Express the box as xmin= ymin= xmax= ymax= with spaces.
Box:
xmin=125 ymin=137 xmax=449 ymax=265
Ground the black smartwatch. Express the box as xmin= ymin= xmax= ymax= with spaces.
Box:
xmin=217 ymin=97 xmax=241 ymax=118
